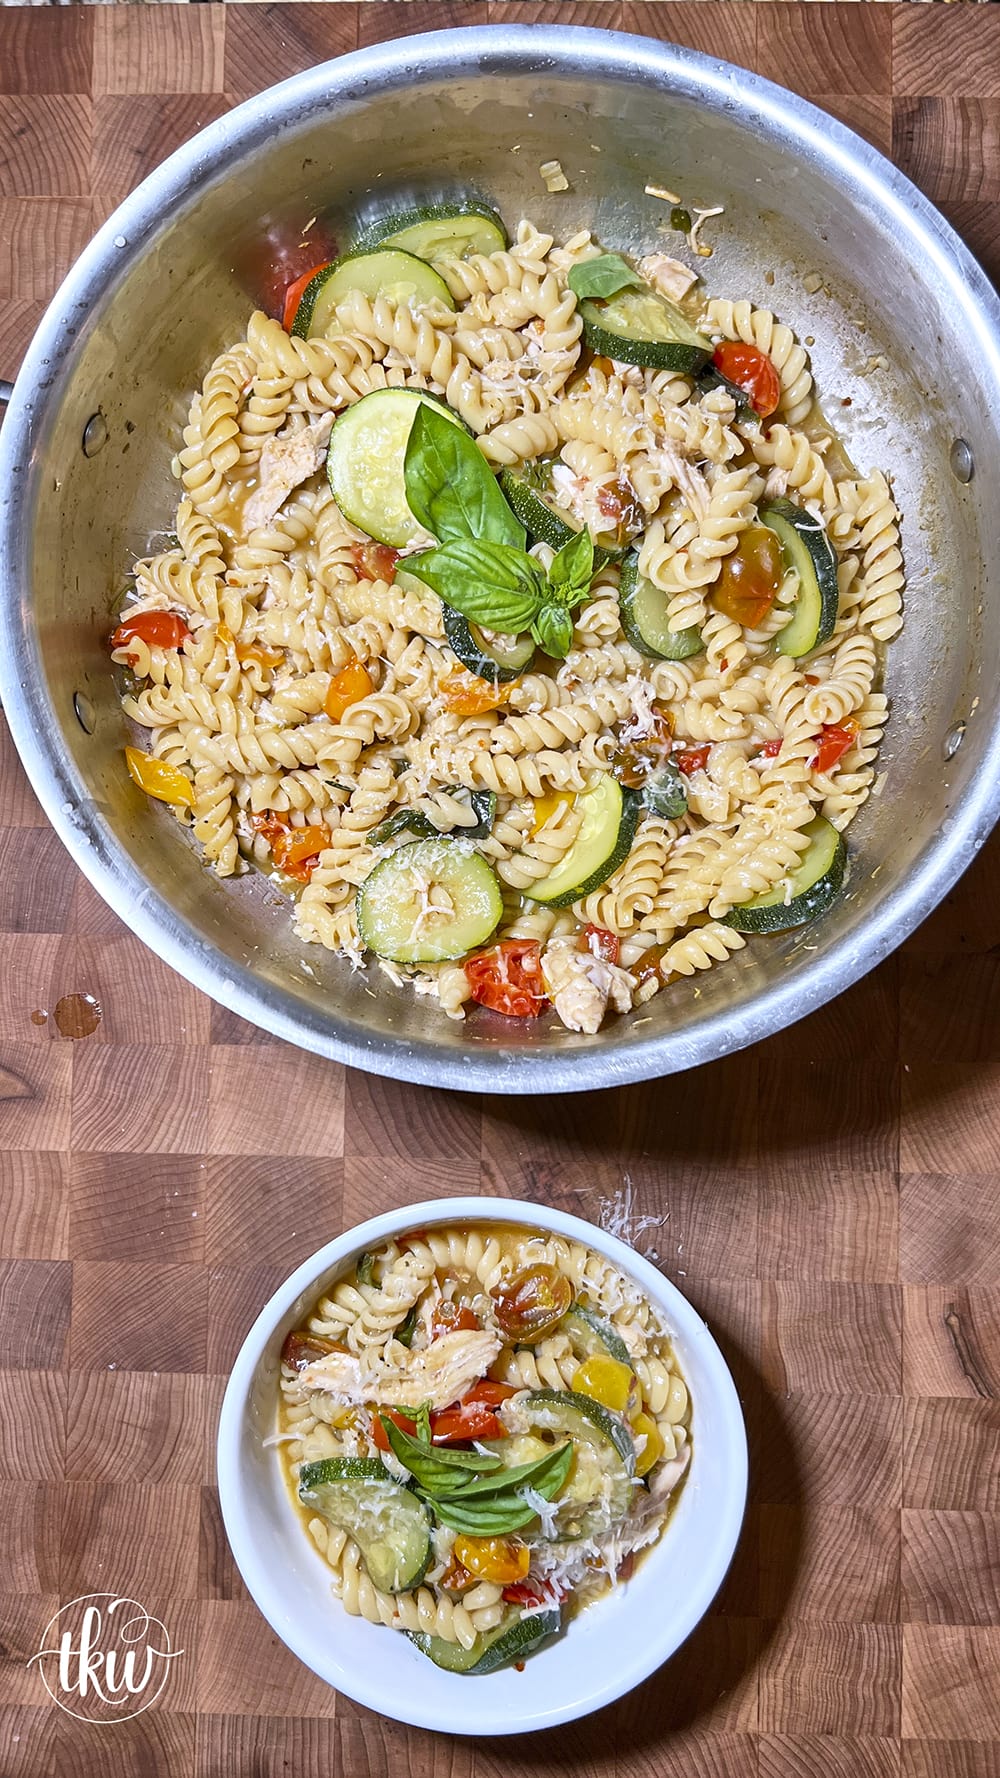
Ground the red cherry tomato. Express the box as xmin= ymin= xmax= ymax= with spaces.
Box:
xmin=492 ymin=1265 xmax=573 ymax=1344
xmin=430 ymin=1301 xmax=480 ymax=1340
xmin=110 ymin=611 xmax=190 ymax=651
xmin=712 ymin=524 xmax=785 ymax=630
xmin=371 ymin=1408 xmax=418 ymax=1452
xmin=812 ymin=721 xmax=859 ymax=774
xmin=502 ymin=1578 xmax=566 ymax=1607
xmin=675 ymin=745 xmax=711 ymax=777
xmin=250 ymin=813 xmax=331 ymax=883
xmin=580 ymin=925 xmax=620 ymax=966
xmin=712 ymin=341 xmax=782 ymax=419
xmin=282 ymin=262 xmax=331 ymax=332
xmin=351 ymin=541 xmax=400 ymax=584
xmin=280 ymin=1330 xmax=343 ymax=1372
xmin=464 ymin=940 xmax=548 ymax=1018
xmin=760 ymin=738 xmax=783 ymax=759
xmin=429 ymin=1401 xmax=505 ymax=1444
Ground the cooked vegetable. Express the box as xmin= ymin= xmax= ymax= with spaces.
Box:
xmin=512 ymin=1389 xmax=635 ymax=1540
xmin=500 ymin=465 xmax=578 ymax=552
xmin=280 ymin=1329 xmax=342 ymax=1371
xmin=464 ymin=939 xmax=549 ymax=1017
xmin=525 ymin=774 xmax=640 ymax=908
xmin=722 ymin=813 xmax=847 ymax=933
xmin=571 ymin=1353 xmax=636 ymax=1415
xmin=558 ymin=1303 xmax=632 ymax=1367
xmin=404 ymin=400 xmax=525 ymax=550
xmin=408 ymin=1607 xmax=560 ymax=1674
xmin=812 ymin=720 xmax=859 ymax=775
xmin=356 ymin=838 xmax=503 ymax=963
xmin=453 ymin=1534 xmax=530 ymax=1586
xmin=619 ymin=550 xmax=702 ymax=660
xmin=352 ymin=204 xmax=507 ymax=263
xmin=580 ymin=925 xmax=620 ymax=967
xmin=292 ymin=248 xmax=454 ymax=338
xmin=325 ymin=657 xmax=374 ymax=721
xmin=578 ymin=287 xmax=712 ymax=374
xmin=492 ymin=1264 xmax=573 ymax=1343
xmin=298 ymin=1457 xmax=432 ymax=1593
xmin=350 ymin=540 xmax=400 ymax=583
xmin=326 ymin=389 xmax=466 ymax=548
xmin=631 ymin=1411 xmax=664 ymax=1479
xmin=124 ymin=747 xmax=193 ymax=808
xmin=711 ymin=340 xmax=781 ymax=418
xmin=110 ymin=611 xmax=190 ymax=651
xmin=675 ymin=744 xmax=710 ymax=777
xmin=442 ymin=607 xmax=536 ymax=685
xmin=712 ymin=524 xmax=784 ymax=630
xmin=282 ymin=261 xmax=330 ymax=332
xmin=759 ymin=498 xmax=839 ymax=658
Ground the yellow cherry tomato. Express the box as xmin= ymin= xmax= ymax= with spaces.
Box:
xmin=530 ymin=791 xmax=575 ymax=836
xmin=125 ymin=746 xmax=194 ymax=808
xmin=631 ymin=1411 xmax=664 ymax=1479
xmin=453 ymin=1534 xmax=530 ymax=1586
xmin=325 ymin=657 xmax=374 ymax=722
xmin=571 ymin=1354 xmax=635 ymax=1415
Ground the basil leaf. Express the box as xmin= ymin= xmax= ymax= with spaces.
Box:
xmin=548 ymin=528 xmax=595 ymax=602
xmin=395 ymin=1305 xmax=419 ymax=1351
xmin=437 ymin=1441 xmax=572 ymax=1501
xmin=466 ymin=790 xmax=497 ymax=838
xmin=424 ymin=1493 xmax=540 ymax=1535
xmin=379 ymin=1414 xmax=504 ymax=1490
xmin=568 ymin=253 xmax=644 ymax=302
xmin=404 ymin=403 xmax=525 ymax=548
xmin=532 ymin=604 xmax=574 ymax=659
xmin=369 ymin=809 xmax=437 ymax=846
xmin=403 ymin=539 xmax=544 ymax=632
xmin=641 ymin=762 xmax=688 ymax=820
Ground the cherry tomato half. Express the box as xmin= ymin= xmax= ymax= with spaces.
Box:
xmin=464 ymin=940 xmax=548 ymax=1018
xmin=282 ymin=262 xmax=331 ymax=332
xmin=760 ymin=737 xmax=783 ymax=759
xmin=712 ymin=341 xmax=782 ymax=419
xmin=430 ymin=1301 xmax=480 ymax=1341
xmin=280 ymin=1330 xmax=343 ymax=1372
xmin=428 ymin=1401 xmax=505 ymax=1443
xmin=812 ymin=721 xmax=859 ymax=775
xmin=580 ymin=925 xmax=620 ymax=966
xmin=325 ymin=657 xmax=374 ymax=723
xmin=611 ymin=702 xmax=674 ymax=789
xmin=712 ymin=524 xmax=785 ymax=631
xmin=675 ymin=745 xmax=710 ymax=777
xmin=492 ymin=1264 xmax=573 ymax=1344
xmin=454 ymin=1535 xmax=530 ymax=1587
xmin=110 ymin=611 xmax=190 ymax=652
xmin=439 ymin=672 xmax=510 ymax=716
xmin=251 ymin=812 xmax=331 ymax=883
xmin=350 ymin=540 xmax=400 ymax=585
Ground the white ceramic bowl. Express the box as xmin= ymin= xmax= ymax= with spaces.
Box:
xmin=217 ymin=1197 xmax=748 ymax=1734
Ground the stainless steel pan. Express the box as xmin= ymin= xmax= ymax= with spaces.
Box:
xmin=1 ymin=25 xmax=998 ymax=1092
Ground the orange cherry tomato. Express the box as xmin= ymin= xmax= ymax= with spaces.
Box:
xmin=430 ymin=1301 xmax=480 ymax=1340
xmin=454 ymin=1535 xmax=531 ymax=1587
xmin=440 ymin=1556 xmax=475 ymax=1593
xmin=464 ymin=940 xmax=548 ymax=1018
xmin=280 ymin=1330 xmax=343 ymax=1372
xmin=271 ymin=824 xmax=331 ymax=882
xmin=350 ymin=541 xmax=400 ymax=584
xmin=124 ymin=747 xmax=193 ymax=808
xmin=675 ymin=744 xmax=710 ymax=777
xmin=236 ymin=641 xmax=284 ymax=670
xmin=530 ymin=791 xmax=574 ymax=835
xmin=713 ymin=525 xmax=784 ymax=630
xmin=439 ymin=672 xmax=510 ymax=716
xmin=812 ymin=720 xmax=860 ymax=774
xmin=712 ymin=341 xmax=782 ymax=418
xmin=325 ymin=657 xmax=374 ymax=723
xmin=632 ymin=944 xmax=670 ymax=990
xmin=110 ymin=611 xmax=190 ymax=652
xmin=492 ymin=1265 xmax=573 ymax=1344
xmin=580 ymin=925 xmax=619 ymax=966
xmin=282 ymin=261 xmax=331 ymax=332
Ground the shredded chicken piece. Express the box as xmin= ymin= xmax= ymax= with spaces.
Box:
xmin=290 ymin=1326 xmax=502 ymax=1410
xmin=639 ymin=253 xmax=698 ymax=302
xmin=541 ymin=938 xmax=635 ymax=1035
xmin=646 ymin=440 xmax=710 ymax=517
xmin=244 ymin=414 xmax=334 ymax=530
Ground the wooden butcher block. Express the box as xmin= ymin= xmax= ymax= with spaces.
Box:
xmin=1 ymin=5 xmax=999 ymax=1777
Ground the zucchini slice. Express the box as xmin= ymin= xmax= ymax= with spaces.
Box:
xmin=579 ymin=288 xmax=712 ymax=375
xmin=298 ymin=1458 xmax=431 ymax=1594
xmin=408 ymin=1608 xmax=560 ymax=1675
xmin=619 ymin=550 xmax=703 ymax=661
xmin=442 ymin=605 xmax=535 ymax=685
xmin=356 ymin=838 xmax=503 ymax=963
xmin=352 ymin=204 xmax=508 ymax=264
xmin=515 ymin=1389 xmax=635 ymax=1540
xmin=500 ymin=466 xmax=577 ymax=553
xmin=293 ymin=249 xmax=454 ymax=338
xmin=326 ymin=390 xmax=466 ymax=549
xmin=525 ymin=774 xmax=639 ymax=908
xmin=723 ymin=814 xmax=847 ymax=933
xmin=558 ymin=1304 xmax=632 ymax=1367
xmin=759 ymin=498 xmax=839 ymax=658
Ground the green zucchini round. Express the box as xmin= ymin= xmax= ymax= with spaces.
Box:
xmin=442 ymin=605 xmax=535 ymax=684
xmin=298 ymin=1458 xmax=431 ymax=1594
xmin=722 ymin=815 xmax=847 ymax=933
xmin=525 ymin=774 xmax=640 ymax=908
xmin=356 ymin=838 xmax=503 ymax=963
xmin=619 ymin=550 xmax=703 ymax=660
xmin=326 ymin=388 xmax=466 ymax=549
xmin=407 ymin=1607 xmax=560 ymax=1675
xmin=292 ymin=248 xmax=455 ymax=339
xmin=352 ymin=203 xmax=508 ymax=264
xmin=579 ymin=288 xmax=712 ymax=375
xmin=759 ymin=498 xmax=839 ymax=658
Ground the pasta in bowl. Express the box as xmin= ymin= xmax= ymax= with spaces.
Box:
xmin=217 ymin=1197 xmax=747 ymax=1732
xmin=111 ymin=198 xmax=902 ymax=1040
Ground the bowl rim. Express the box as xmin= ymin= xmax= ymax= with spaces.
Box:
xmin=216 ymin=1194 xmax=749 ymax=1733
xmin=3 ymin=23 xmax=1000 ymax=1091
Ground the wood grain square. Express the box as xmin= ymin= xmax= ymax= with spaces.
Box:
xmin=800 ymin=94 xmax=893 ymax=158
xmin=0 ymin=199 xmax=94 ymax=302
xmin=70 ymin=1153 xmax=206 ymax=1266
xmin=67 ymin=935 xmax=213 ymax=1049
xmin=204 ymin=1155 xmax=342 ymax=1269
xmin=205 ymin=1265 xmax=286 ymax=1374
xmin=621 ymin=1055 xmax=759 ymax=1172
xmin=0 ymin=1260 xmax=71 ymax=1371
xmin=197 ymin=1601 xmax=338 ymax=1718
xmin=60 ymin=1482 xmax=200 ymax=1601
xmin=482 ymin=1085 xmax=626 ymax=1177
xmin=681 ymin=1277 xmax=762 ymax=1408
xmin=756 ymin=1393 xmax=903 ymax=1510
xmin=0 ymin=1373 xmax=65 ymax=1483
xmin=0 ymin=97 xmax=91 ymax=200
xmin=901 ymin=954 xmax=1000 ymax=1067
xmin=68 ymin=871 xmax=133 ymax=942
xmin=760 ymin=1739 xmax=901 ymax=1778
xmin=900 ymin=1064 xmax=1000 ymax=1177
xmin=209 ymin=1002 xmax=282 ymax=1048
xmin=621 ymin=3 xmax=756 ymax=69
xmin=902 ymin=1745 xmax=1000 ymax=1778
xmin=72 ymin=1046 xmax=209 ymax=1155
xmin=0 ymin=11 xmax=92 ymax=95
xmin=763 ymin=1282 xmax=902 ymax=1397
xmin=903 ymin=1399 xmax=1000 ymax=1513
xmin=759 ymin=1172 xmax=898 ymax=1283
xmin=760 ymin=1505 xmax=900 ymax=1623
xmin=71 ymin=1261 xmax=208 ymax=1374
xmin=902 ymin=830 xmax=1000 ymax=956
xmin=0 ymin=937 xmax=62 ymax=1042
xmin=902 ymin=1510 xmax=1000 ymax=1628
xmin=207 ymin=1046 xmax=343 ymax=1159
xmin=0 ymin=834 xmax=78 ymax=937
xmin=0 ymin=1044 xmax=73 ymax=1152
xmin=53 ymin=1710 xmax=197 ymax=1776
xmin=344 ymin=1074 xmax=481 ymax=1164
xmin=343 ymin=1156 xmax=484 ymax=1227
xmin=900 ymin=1173 xmax=1000 ymax=1288
xmin=759 ymin=1623 xmax=901 ymax=1737
xmin=0 ymin=1152 xmax=69 ymax=1261
xmin=198 ymin=1484 xmax=248 ymax=1604
xmin=902 ymin=1626 xmax=1000 ymax=1743
xmin=893 ymin=99 xmax=1000 ymax=207
xmin=0 ymin=1709 xmax=60 ymax=1778
xmin=621 ymin=1732 xmax=759 ymax=1778
xmin=93 ymin=96 xmax=232 ymax=209
xmin=0 ymin=1599 xmax=60 ymax=1708
xmin=66 ymin=1371 xmax=207 ymax=1486
xmin=489 ymin=0 xmax=621 ymax=28
xmin=711 ymin=1502 xmax=760 ymax=1619
xmin=94 ymin=8 xmax=225 ymax=97
xmin=893 ymin=9 xmax=1000 ymax=101
xmin=0 ymin=1486 xmax=62 ymax=1595
xmin=903 ymin=1286 xmax=1000 ymax=1401
xmin=0 ymin=300 xmax=43 ymax=385
xmin=196 ymin=1714 xmax=340 ymax=1778
xmin=358 ymin=3 xmax=488 ymax=48
xmin=763 ymin=959 xmax=899 ymax=1070
xmin=617 ymin=1618 xmax=761 ymax=1735
xmin=338 ymin=1711 xmax=473 ymax=1778
xmin=224 ymin=4 xmax=359 ymax=102
xmin=623 ymin=1164 xmax=759 ymax=1283
xmin=758 ymin=1054 xmax=898 ymax=1183
xmin=758 ymin=4 xmax=890 ymax=95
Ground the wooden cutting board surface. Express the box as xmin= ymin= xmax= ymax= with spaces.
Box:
xmin=2 ymin=6 xmax=1000 ymax=1776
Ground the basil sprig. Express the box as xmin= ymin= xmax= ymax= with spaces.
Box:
xmin=379 ymin=1412 xmax=572 ymax=1535
xmin=402 ymin=405 xmax=596 ymax=662
xmin=567 ymin=253 xmax=644 ymax=301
